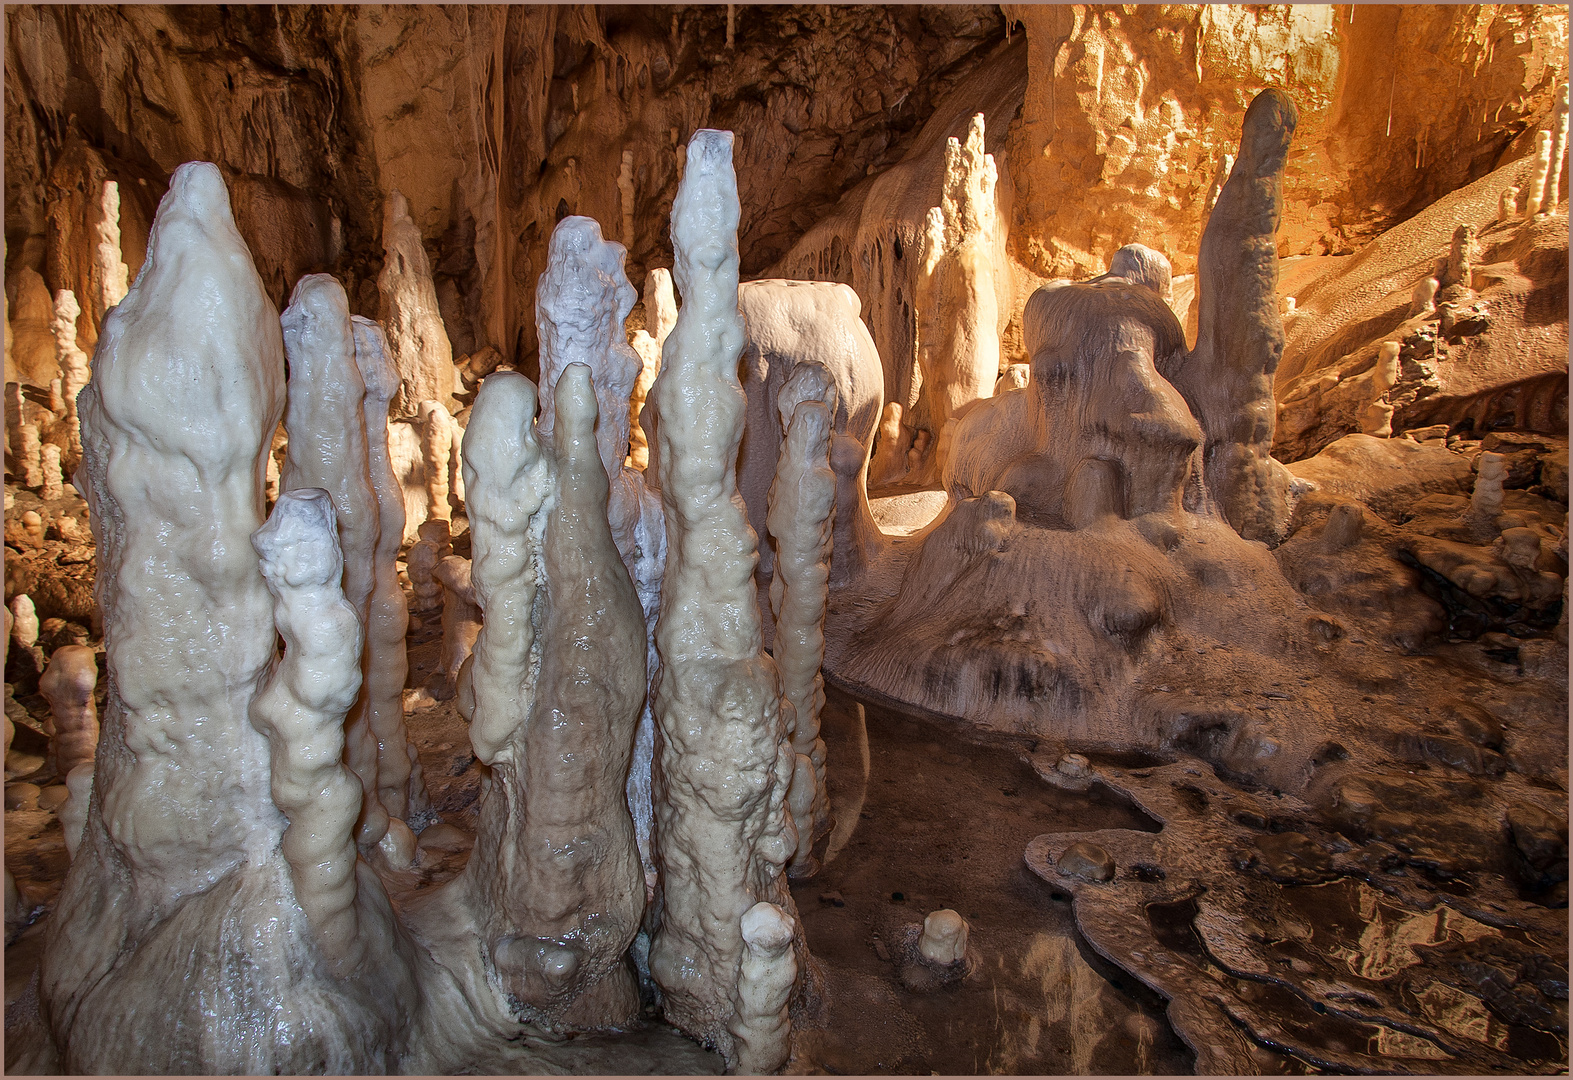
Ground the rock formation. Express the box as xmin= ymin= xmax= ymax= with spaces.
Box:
xmin=1160 ymin=89 xmax=1299 ymax=543
xmin=379 ymin=190 xmax=456 ymax=419
xmin=647 ymin=130 xmax=805 ymax=1068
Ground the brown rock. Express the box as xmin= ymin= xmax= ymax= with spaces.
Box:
xmin=1057 ymin=841 xmax=1116 ymax=883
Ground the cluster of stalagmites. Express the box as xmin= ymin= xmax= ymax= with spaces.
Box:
xmin=11 ymin=130 xmax=844 ymax=1075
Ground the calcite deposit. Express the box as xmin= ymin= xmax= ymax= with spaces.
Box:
xmin=3 ymin=7 xmax=1568 ymax=1079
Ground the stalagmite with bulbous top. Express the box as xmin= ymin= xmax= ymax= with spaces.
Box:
xmin=647 ymin=128 xmax=804 ymax=1069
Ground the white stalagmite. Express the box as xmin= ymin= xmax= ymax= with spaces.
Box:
xmin=379 ymin=189 xmax=457 ymax=418
xmin=766 ymin=362 xmax=837 ymax=875
xmin=39 ymin=644 xmax=98 ymax=777
xmin=729 ymin=902 xmax=798 ymax=1075
xmin=1541 ymin=82 xmax=1569 ymax=214
xmin=1410 ymin=276 xmax=1439 ymax=316
xmin=248 ymin=489 xmax=369 ymax=972
xmin=280 ymin=274 xmax=389 ymax=847
xmin=51 ymin=290 xmax=91 ymax=465
xmin=913 ymin=113 xmax=1001 ymax=479
xmin=1525 ymin=130 xmax=1552 ymax=218
xmin=1499 ymin=186 xmax=1520 ymax=220
xmin=39 ymin=442 xmax=64 ymax=500
xmin=419 ymin=399 xmax=454 ymax=522
xmin=41 ymin=161 xmax=418 ymax=1074
xmin=918 ymin=909 xmax=969 ymax=966
xmin=352 ymin=315 xmax=423 ymax=824
xmin=94 ymin=180 xmax=131 ymax=322
xmin=535 ymin=213 xmax=668 ymax=892
xmin=648 ymin=128 xmax=803 ymax=1068
xmin=628 ymin=267 xmax=676 ymax=470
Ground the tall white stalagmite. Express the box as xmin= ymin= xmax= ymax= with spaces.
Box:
xmin=353 ymin=315 xmax=424 ymax=825
xmin=913 ymin=113 xmax=1001 ymax=479
xmin=379 ymin=190 xmax=457 ymax=418
xmin=766 ymin=363 xmax=837 ymax=876
xmin=280 ymin=274 xmax=389 ymax=847
xmin=41 ymin=162 xmax=417 ymax=1074
xmin=94 ymin=180 xmax=131 ymax=323
xmin=648 ymin=129 xmax=803 ymax=1068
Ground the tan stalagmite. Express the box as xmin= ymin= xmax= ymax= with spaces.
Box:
xmin=248 ymin=489 xmax=368 ymax=972
xmin=94 ymin=180 xmax=131 ymax=322
xmin=1524 ymin=130 xmax=1552 ymax=218
xmin=1499 ymin=186 xmax=1521 ymax=220
xmin=535 ymin=213 xmax=668 ymax=895
xmin=1358 ymin=341 xmax=1401 ymax=438
xmin=352 ymin=314 xmax=423 ymax=824
xmin=419 ymin=399 xmax=454 ymax=523
xmin=648 ymin=128 xmax=802 ymax=1067
xmin=41 ymin=161 xmax=417 ymax=1074
xmin=39 ymin=644 xmax=98 ymax=777
xmin=629 ymin=267 xmax=676 ymax=470
xmin=913 ymin=113 xmax=1001 ymax=477
xmin=17 ymin=422 xmax=42 ymax=488
xmin=407 ymin=537 xmax=444 ymax=613
xmin=619 ymin=148 xmax=637 ymax=250
xmin=766 ymin=362 xmax=837 ymax=875
xmin=1410 ymin=276 xmax=1439 ymax=317
xmin=1466 ymin=451 xmax=1508 ymax=538
xmin=1541 ymin=82 xmax=1568 ymax=213
xmin=1444 ymin=224 xmax=1477 ymax=290
xmin=39 ymin=442 xmax=64 ymax=500
xmin=280 ymin=273 xmax=389 ymax=847
xmin=51 ymin=290 xmax=91 ymax=465
xmin=473 ymin=365 xmax=646 ymax=1028
xmin=1160 ymin=89 xmax=1298 ymax=544
xmin=379 ymin=189 xmax=457 ymax=418
xmin=10 ymin=594 xmax=38 ymax=650
xmin=729 ymin=902 xmax=798 ymax=1075
xmin=433 ymin=554 xmax=481 ymax=696
xmin=869 ymin=401 xmax=909 ymax=486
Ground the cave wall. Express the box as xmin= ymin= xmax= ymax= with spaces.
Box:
xmin=5 ymin=4 xmax=1567 ymax=389
xmin=4 ymin=4 xmax=1008 ymax=372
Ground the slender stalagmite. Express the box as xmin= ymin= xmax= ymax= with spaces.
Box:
xmin=39 ymin=644 xmax=99 ymax=777
xmin=1160 ymin=89 xmax=1298 ymax=543
xmin=729 ymin=902 xmax=798 ymax=1074
xmin=280 ymin=274 xmax=389 ymax=846
xmin=353 ymin=315 xmax=424 ymax=825
xmin=94 ymin=180 xmax=130 ymax=322
xmin=40 ymin=161 xmax=417 ymax=1074
xmin=1525 ymin=130 xmax=1552 ymax=218
xmin=766 ymin=363 xmax=837 ymax=875
xmin=648 ymin=129 xmax=803 ymax=1068
xmin=1541 ymin=83 xmax=1568 ymax=214
xmin=248 ymin=489 xmax=369 ymax=973
xmin=420 ymin=399 xmax=454 ymax=522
